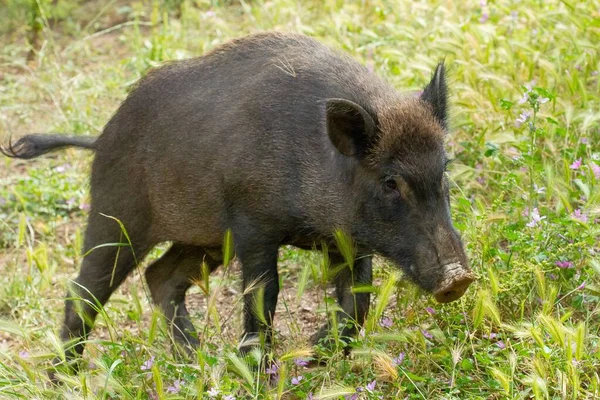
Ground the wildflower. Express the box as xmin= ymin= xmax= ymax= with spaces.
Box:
xmin=379 ymin=317 xmax=393 ymax=328
xmin=392 ymin=352 xmax=405 ymax=366
xmin=496 ymin=341 xmax=506 ymax=350
xmin=577 ymin=282 xmax=586 ymax=290
xmin=425 ymin=307 xmax=436 ymax=315
xmin=422 ymin=329 xmax=433 ymax=340
xmin=572 ymin=209 xmax=588 ymax=223
xmin=570 ymin=158 xmax=582 ymax=170
xmin=88 ymin=361 xmax=97 ymax=370
xmin=204 ymin=10 xmax=216 ymax=17
xmin=526 ymin=207 xmax=545 ymax=227
xmin=307 ymin=393 xmax=314 ymax=400
xmin=591 ymin=163 xmax=600 ymax=179
xmin=581 ymin=137 xmax=588 ymax=144
xmin=510 ymin=10 xmax=518 ymax=20
xmin=480 ymin=12 xmax=489 ymax=23
xmin=140 ymin=356 xmax=155 ymax=371
xmin=548 ymin=273 xmax=557 ymax=280
xmin=515 ymin=111 xmax=531 ymax=128
xmin=483 ymin=332 xmax=497 ymax=339
xmin=223 ymin=396 xmax=236 ymax=400
xmin=207 ymin=387 xmax=220 ymax=398
xmin=18 ymin=350 xmax=29 ymax=358
xmin=359 ymin=328 xmax=366 ymax=338
xmin=592 ymin=70 xmax=599 ymax=76
xmin=366 ymin=380 xmax=377 ymax=392
xmin=54 ymin=164 xmax=68 ymax=173
xmin=294 ymin=358 xmax=309 ymax=367
xmin=555 ymin=260 xmax=574 ymax=269
xmin=265 ymin=362 xmax=279 ymax=375
xmin=538 ymin=96 xmax=549 ymax=104
xmin=291 ymin=375 xmax=303 ymax=385
xmin=166 ymin=379 xmax=184 ymax=394
xmin=517 ymin=92 xmax=529 ymax=104
xmin=80 ymin=202 xmax=91 ymax=212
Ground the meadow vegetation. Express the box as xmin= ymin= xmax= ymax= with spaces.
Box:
xmin=0 ymin=0 xmax=599 ymax=398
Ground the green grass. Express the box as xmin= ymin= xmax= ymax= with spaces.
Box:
xmin=1 ymin=0 xmax=599 ymax=398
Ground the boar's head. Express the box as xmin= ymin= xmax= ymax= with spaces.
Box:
xmin=326 ymin=63 xmax=474 ymax=303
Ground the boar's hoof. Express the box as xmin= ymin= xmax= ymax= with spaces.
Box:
xmin=433 ymin=262 xmax=475 ymax=303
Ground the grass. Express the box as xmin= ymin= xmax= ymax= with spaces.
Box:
xmin=1 ymin=0 xmax=599 ymax=398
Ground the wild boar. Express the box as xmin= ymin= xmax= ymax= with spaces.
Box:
xmin=2 ymin=32 xmax=474 ymax=368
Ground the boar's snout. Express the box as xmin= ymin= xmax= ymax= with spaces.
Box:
xmin=433 ymin=262 xmax=475 ymax=303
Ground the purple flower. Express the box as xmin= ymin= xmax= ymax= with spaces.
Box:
xmin=207 ymin=387 xmax=220 ymax=398
xmin=570 ymin=158 xmax=582 ymax=170
xmin=496 ymin=341 xmax=506 ymax=350
xmin=80 ymin=202 xmax=91 ymax=212
xmin=555 ymin=260 xmax=574 ymax=269
xmin=425 ymin=307 xmax=436 ymax=315
xmin=166 ymin=379 xmax=184 ymax=394
xmin=204 ymin=10 xmax=216 ymax=17
xmin=140 ymin=356 xmax=155 ymax=371
xmin=581 ymin=137 xmax=589 ymax=144
xmin=265 ymin=362 xmax=279 ymax=375
xmin=538 ymin=96 xmax=549 ymax=104
xmin=480 ymin=12 xmax=489 ymax=23
xmin=359 ymin=328 xmax=366 ymax=338
xmin=592 ymin=71 xmax=599 ymax=76
xmin=379 ymin=317 xmax=393 ymax=328
xmin=572 ymin=209 xmax=588 ymax=223
xmin=483 ymin=332 xmax=497 ymax=339
xmin=526 ymin=207 xmax=546 ymax=228
xmin=307 ymin=393 xmax=314 ymax=400
xmin=345 ymin=395 xmax=359 ymax=400
xmin=88 ymin=361 xmax=97 ymax=370
xmin=223 ymin=396 xmax=236 ymax=400
xmin=518 ymin=92 xmax=529 ymax=104
xmin=548 ymin=273 xmax=557 ymax=280
xmin=18 ymin=350 xmax=29 ymax=358
xmin=294 ymin=358 xmax=309 ymax=367
xmin=591 ymin=163 xmax=600 ymax=179
xmin=366 ymin=380 xmax=377 ymax=392
xmin=577 ymin=282 xmax=586 ymax=290
xmin=422 ymin=329 xmax=433 ymax=340
xmin=291 ymin=375 xmax=303 ymax=385
xmin=392 ymin=352 xmax=405 ymax=366
xmin=515 ymin=110 xmax=531 ymax=128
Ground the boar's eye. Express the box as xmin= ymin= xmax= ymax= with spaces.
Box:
xmin=384 ymin=177 xmax=398 ymax=192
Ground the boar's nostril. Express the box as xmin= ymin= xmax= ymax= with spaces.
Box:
xmin=434 ymin=263 xmax=475 ymax=303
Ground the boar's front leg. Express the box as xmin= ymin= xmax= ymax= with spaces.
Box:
xmin=236 ymin=239 xmax=280 ymax=354
xmin=311 ymin=255 xmax=373 ymax=347
xmin=145 ymin=244 xmax=220 ymax=357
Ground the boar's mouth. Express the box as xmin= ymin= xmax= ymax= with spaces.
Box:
xmin=433 ymin=262 xmax=475 ymax=303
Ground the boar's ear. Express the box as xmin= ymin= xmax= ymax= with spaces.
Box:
xmin=420 ymin=62 xmax=448 ymax=128
xmin=325 ymin=98 xmax=375 ymax=157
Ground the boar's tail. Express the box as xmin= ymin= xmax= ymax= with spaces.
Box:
xmin=0 ymin=134 xmax=97 ymax=160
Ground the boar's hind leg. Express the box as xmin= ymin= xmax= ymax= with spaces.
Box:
xmin=145 ymin=244 xmax=220 ymax=356
xmin=59 ymin=212 xmax=153 ymax=367
xmin=236 ymin=240 xmax=280 ymax=355
xmin=311 ymin=255 xmax=373 ymax=347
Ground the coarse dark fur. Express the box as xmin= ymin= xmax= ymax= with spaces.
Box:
xmin=1 ymin=32 xmax=472 ymax=369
